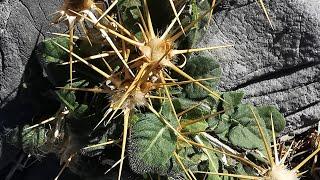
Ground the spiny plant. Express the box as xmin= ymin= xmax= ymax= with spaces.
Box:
xmin=52 ymin=0 xmax=145 ymax=87
xmin=3 ymin=0 xmax=319 ymax=180
xmin=40 ymin=1 xmax=228 ymax=178
xmin=51 ymin=0 xmax=232 ymax=179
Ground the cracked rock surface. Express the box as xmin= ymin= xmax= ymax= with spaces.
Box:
xmin=197 ymin=0 xmax=320 ymax=133
xmin=0 ymin=0 xmax=63 ymax=125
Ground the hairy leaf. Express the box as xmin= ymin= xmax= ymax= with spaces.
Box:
xmin=128 ymin=103 xmax=177 ymax=175
xmin=184 ymin=56 xmax=221 ymax=99
xmin=257 ymin=105 xmax=286 ymax=133
xmin=118 ymin=0 xmax=142 ymax=38
xmin=229 ymin=125 xmax=265 ymax=150
xmin=214 ymin=92 xmax=286 ymax=154
xmin=55 ymin=80 xmax=89 ymax=112
xmin=40 ymin=37 xmax=69 ymax=63
xmin=229 ymin=104 xmax=270 ymax=151
xmin=5 ymin=126 xmax=49 ymax=156
xmin=222 ymin=91 xmax=245 ymax=115
xmin=195 ymin=135 xmax=221 ymax=180
xmin=173 ymin=98 xmax=211 ymax=133
xmin=38 ymin=37 xmax=106 ymax=86
xmin=178 ymin=0 xmax=211 ymax=49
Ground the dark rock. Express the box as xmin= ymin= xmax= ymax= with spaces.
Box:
xmin=0 ymin=0 xmax=63 ymax=126
xmin=5 ymin=153 xmax=81 ymax=180
xmin=0 ymin=137 xmax=2 ymax=160
xmin=196 ymin=0 xmax=320 ymax=133
xmin=0 ymin=0 xmax=67 ymax=178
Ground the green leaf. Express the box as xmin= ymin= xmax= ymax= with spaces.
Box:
xmin=212 ymin=114 xmax=231 ymax=134
xmin=38 ymin=37 xmax=106 ymax=87
xmin=229 ymin=104 xmax=271 ymax=152
xmin=175 ymin=147 xmax=200 ymax=173
xmin=40 ymin=37 xmax=69 ymax=63
xmin=235 ymin=161 xmax=260 ymax=177
xmin=55 ymin=80 xmax=89 ymax=111
xmin=173 ymin=98 xmax=199 ymax=112
xmin=173 ymin=98 xmax=211 ymax=133
xmin=184 ymin=120 xmax=209 ymax=133
xmin=222 ymin=91 xmax=245 ymax=115
xmin=160 ymin=100 xmax=179 ymax=126
xmin=37 ymin=37 xmax=70 ymax=85
xmin=173 ymin=98 xmax=211 ymax=119
xmin=129 ymin=103 xmax=177 ymax=175
xmin=184 ymin=56 xmax=221 ymax=99
xmin=210 ymin=100 xmax=286 ymax=160
xmin=257 ymin=105 xmax=286 ymax=133
xmin=195 ymin=135 xmax=221 ymax=180
xmin=5 ymin=126 xmax=48 ymax=156
xmin=178 ymin=0 xmax=211 ymax=48
xmin=68 ymin=104 xmax=89 ymax=119
xmin=55 ymin=81 xmax=92 ymax=121
xmin=234 ymin=162 xmax=249 ymax=176
xmin=229 ymin=125 xmax=265 ymax=150
xmin=56 ymin=90 xmax=77 ymax=111
xmin=202 ymin=96 xmax=219 ymax=109
xmin=119 ymin=0 xmax=141 ymax=8
xmin=118 ymin=0 xmax=142 ymax=38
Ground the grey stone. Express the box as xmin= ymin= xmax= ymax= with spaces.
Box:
xmin=197 ymin=0 xmax=320 ymax=133
xmin=0 ymin=0 xmax=62 ymax=106
xmin=0 ymin=0 xmax=63 ymax=126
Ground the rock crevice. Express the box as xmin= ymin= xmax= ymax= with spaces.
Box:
xmin=197 ymin=0 xmax=320 ymax=133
